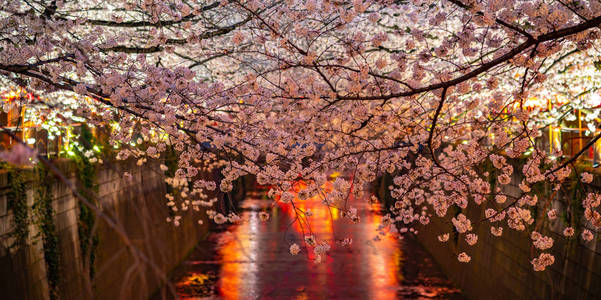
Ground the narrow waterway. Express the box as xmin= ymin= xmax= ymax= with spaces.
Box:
xmin=160 ymin=189 xmax=463 ymax=299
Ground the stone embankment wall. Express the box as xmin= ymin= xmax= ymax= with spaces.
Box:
xmin=374 ymin=167 xmax=601 ymax=300
xmin=0 ymin=159 xmax=245 ymax=300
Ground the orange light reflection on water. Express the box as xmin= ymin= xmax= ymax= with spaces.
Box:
xmin=366 ymin=201 xmax=401 ymax=299
xmin=216 ymin=210 xmax=260 ymax=299
xmin=279 ymin=180 xmax=336 ymax=253
xmin=282 ymin=177 xmax=402 ymax=299
xmin=211 ymin=173 xmax=403 ymax=299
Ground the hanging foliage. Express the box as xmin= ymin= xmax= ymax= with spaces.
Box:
xmin=33 ymin=163 xmax=61 ymax=299
xmin=73 ymin=124 xmax=99 ymax=280
xmin=7 ymin=167 xmax=28 ymax=248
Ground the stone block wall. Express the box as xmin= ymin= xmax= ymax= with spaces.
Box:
xmin=374 ymin=169 xmax=601 ymax=300
xmin=0 ymin=158 xmax=231 ymax=300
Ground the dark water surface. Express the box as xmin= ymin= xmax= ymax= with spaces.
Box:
xmin=159 ymin=190 xmax=463 ymax=299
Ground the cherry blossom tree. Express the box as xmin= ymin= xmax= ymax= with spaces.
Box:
xmin=1 ymin=0 xmax=601 ymax=274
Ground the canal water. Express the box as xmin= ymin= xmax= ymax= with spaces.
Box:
xmin=159 ymin=189 xmax=463 ymax=299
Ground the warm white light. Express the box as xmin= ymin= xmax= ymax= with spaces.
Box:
xmin=587 ymin=93 xmax=601 ymax=107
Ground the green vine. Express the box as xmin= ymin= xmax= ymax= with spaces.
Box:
xmin=7 ymin=167 xmax=28 ymax=248
xmin=33 ymin=163 xmax=61 ymax=299
xmin=73 ymin=124 xmax=99 ymax=280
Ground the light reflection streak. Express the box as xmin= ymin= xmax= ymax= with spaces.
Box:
xmin=279 ymin=176 xmax=402 ymax=298
xmin=365 ymin=202 xmax=401 ymax=299
xmin=217 ymin=210 xmax=259 ymax=299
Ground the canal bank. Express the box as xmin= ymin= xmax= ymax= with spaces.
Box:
xmin=373 ymin=172 xmax=601 ymax=300
xmin=0 ymin=159 xmax=248 ymax=300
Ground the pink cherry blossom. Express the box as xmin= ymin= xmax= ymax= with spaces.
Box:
xmin=290 ymin=243 xmax=301 ymax=255
xmin=563 ymin=227 xmax=575 ymax=237
xmin=465 ymin=234 xmax=478 ymax=246
xmin=1 ymin=0 xmax=600 ymax=274
xmin=581 ymin=229 xmax=594 ymax=242
xmin=438 ymin=234 xmax=450 ymax=242
xmin=458 ymin=252 xmax=471 ymax=263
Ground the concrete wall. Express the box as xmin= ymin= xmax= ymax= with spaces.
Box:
xmin=0 ymin=159 xmax=239 ymax=300
xmin=374 ymin=169 xmax=601 ymax=300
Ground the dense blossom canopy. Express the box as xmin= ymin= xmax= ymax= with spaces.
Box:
xmin=2 ymin=0 xmax=601 ymax=271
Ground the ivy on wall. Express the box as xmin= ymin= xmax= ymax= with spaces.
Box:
xmin=7 ymin=167 xmax=28 ymax=248
xmin=73 ymin=124 xmax=99 ymax=280
xmin=33 ymin=163 xmax=61 ymax=299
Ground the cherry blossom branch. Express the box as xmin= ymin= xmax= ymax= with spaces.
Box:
xmin=547 ymin=132 xmax=601 ymax=175
xmin=338 ymin=14 xmax=601 ymax=101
